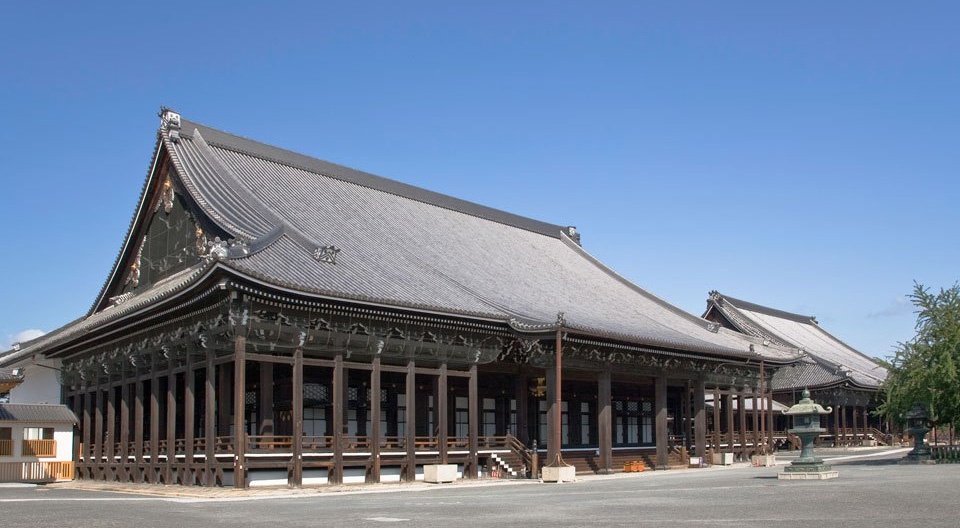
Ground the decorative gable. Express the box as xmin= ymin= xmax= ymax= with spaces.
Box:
xmin=100 ymin=157 xmax=228 ymax=311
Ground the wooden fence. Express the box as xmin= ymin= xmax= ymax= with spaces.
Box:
xmin=0 ymin=461 xmax=74 ymax=482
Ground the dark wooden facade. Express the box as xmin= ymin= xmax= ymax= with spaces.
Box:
xmin=56 ymin=287 xmax=781 ymax=487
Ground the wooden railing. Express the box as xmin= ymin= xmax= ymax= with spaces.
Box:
xmin=0 ymin=439 xmax=12 ymax=457
xmin=931 ymin=445 xmax=960 ymax=462
xmin=22 ymin=439 xmax=56 ymax=458
xmin=504 ymin=434 xmax=532 ymax=477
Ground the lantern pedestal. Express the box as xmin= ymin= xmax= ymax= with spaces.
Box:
xmin=899 ymin=404 xmax=934 ymax=465
xmin=777 ymin=389 xmax=838 ymax=481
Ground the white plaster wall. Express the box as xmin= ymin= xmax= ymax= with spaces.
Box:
xmin=9 ymin=361 xmax=62 ymax=404
xmin=54 ymin=426 xmax=74 ymax=461
xmin=1 ymin=422 xmax=73 ymax=463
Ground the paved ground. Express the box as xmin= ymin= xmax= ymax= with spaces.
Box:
xmin=2 ymin=447 xmax=956 ymax=527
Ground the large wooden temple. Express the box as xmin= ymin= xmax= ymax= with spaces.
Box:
xmin=1 ymin=110 xmax=811 ymax=487
xmin=703 ymin=292 xmax=888 ymax=447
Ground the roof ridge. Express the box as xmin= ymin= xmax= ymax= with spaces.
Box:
xmin=562 ymin=235 xmax=727 ymax=336
xmin=713 ymin=292 xmax=816 ymax=324
xmin=179 ymin=117 xmax=568 ymax=239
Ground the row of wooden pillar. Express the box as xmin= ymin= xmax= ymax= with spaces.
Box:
xmin=703 ymin=386 xmax=775 ymax=458
xmin=75 ymin=337 xmax=761 ymax=485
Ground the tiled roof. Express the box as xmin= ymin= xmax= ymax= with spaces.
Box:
xmin=706 ymin=292 xmax=887 ymax=389
xmin=2 ymin=113 xmax=804 ymax=365
xmin=0 ymin=403 xmax=78 ymax=424
xmin=157 ymin=117 xmax=799 ymax=361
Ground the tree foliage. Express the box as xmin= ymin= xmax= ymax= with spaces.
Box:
xmin=878 ymin=282 xmax=960 ymax=427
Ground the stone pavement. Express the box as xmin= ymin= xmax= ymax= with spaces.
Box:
xmin=45 ymin=446 xmax=910 ymax=499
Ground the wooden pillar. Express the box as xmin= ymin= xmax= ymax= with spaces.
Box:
xmin=711 ymin=387 xmax=721 ymax=452
xmin=259 ymin=362 xmax=274 ymax=436
xmin=767 ymin=394 xmax=775 ymax=451
xmin=545 ymin=366 xmax=557 ymax=462
xmin=369 ymin=356 xmax=381 ymax=484
xmin=82 ymin=390 xmax=92 ymax=475
xmin=332 ymin=353 xmax=346 ymax=485
xmin=204 ymin=349 xmax=216 ymax=487
xmin=751 ymin=389 xmax=759 ymax=456
xmin=291 ymin=348 xmax=303 ymax=487
xmin=852 ymin=406 xmax=860 ymax=445
xmin=694 ymin=379 xmax=707 ymax=458
xmin=841 ymin=405 xmax=848 ymax=447
xmin=184 ymin=354 xmax=195 ymax=467
xmin=723 ymin=388 xmax=746 ymax=453
xmin=93 ymin=380 xmax=104 ymax=480
xmin=119 ymin=380 xmax=130 ymax=474
xmin=404 ymin=359 xmax=416 ymax=481
xmin=232 ymin=336 xmax=247 ymax=489
xmin=438 ymin=363 xmax=448 ymax=464
xmin=684 ymin=382 xmax=694 ymax=452
xmin=468 ymin=363 xmax=479 ymax=478
xmin=833 ymin=404 xmax=840 ymax=446
xmin=106 ymin=383 xmax=116 ymax=475
xmin=515 ymin=373 xmax=528 ymax=445
xmin=598 ymin=369 xmax=612 ymax=474
xmin=134 ymin=377 xmax=144 ymax=467
xmin=655 ymin=375 xmax=669 ymax=469
xmin=150 ymin=358 xmax=160 ymax=477
xmin=166 ymin=368 xmax=177 ymax=483
xmin=737 ymin=391 xmax=747 ymax=460
xmin=217 ymin=364 xmax=231 ymax=437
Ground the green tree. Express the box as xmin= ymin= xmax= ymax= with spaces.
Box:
xmin=878 ymin=283 xmax=960 ymax=428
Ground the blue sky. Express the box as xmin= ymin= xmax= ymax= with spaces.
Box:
xmin=1 ymin=2 xmax=958 ymax=359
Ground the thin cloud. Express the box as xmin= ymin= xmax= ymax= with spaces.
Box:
xmin=867 ymin=296 xmax=912 ymax=319
xmin=1 ymin=328 xmax=46 ymax=352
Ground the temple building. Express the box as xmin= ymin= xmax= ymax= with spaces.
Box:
xmin=0 ymin=110 xmax=803 ymax=487
xmin=703 ymin=292 xmax=889 ymax=447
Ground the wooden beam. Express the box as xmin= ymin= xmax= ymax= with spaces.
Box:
xmin=246 ymin=352 xmax=294 ymax=366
